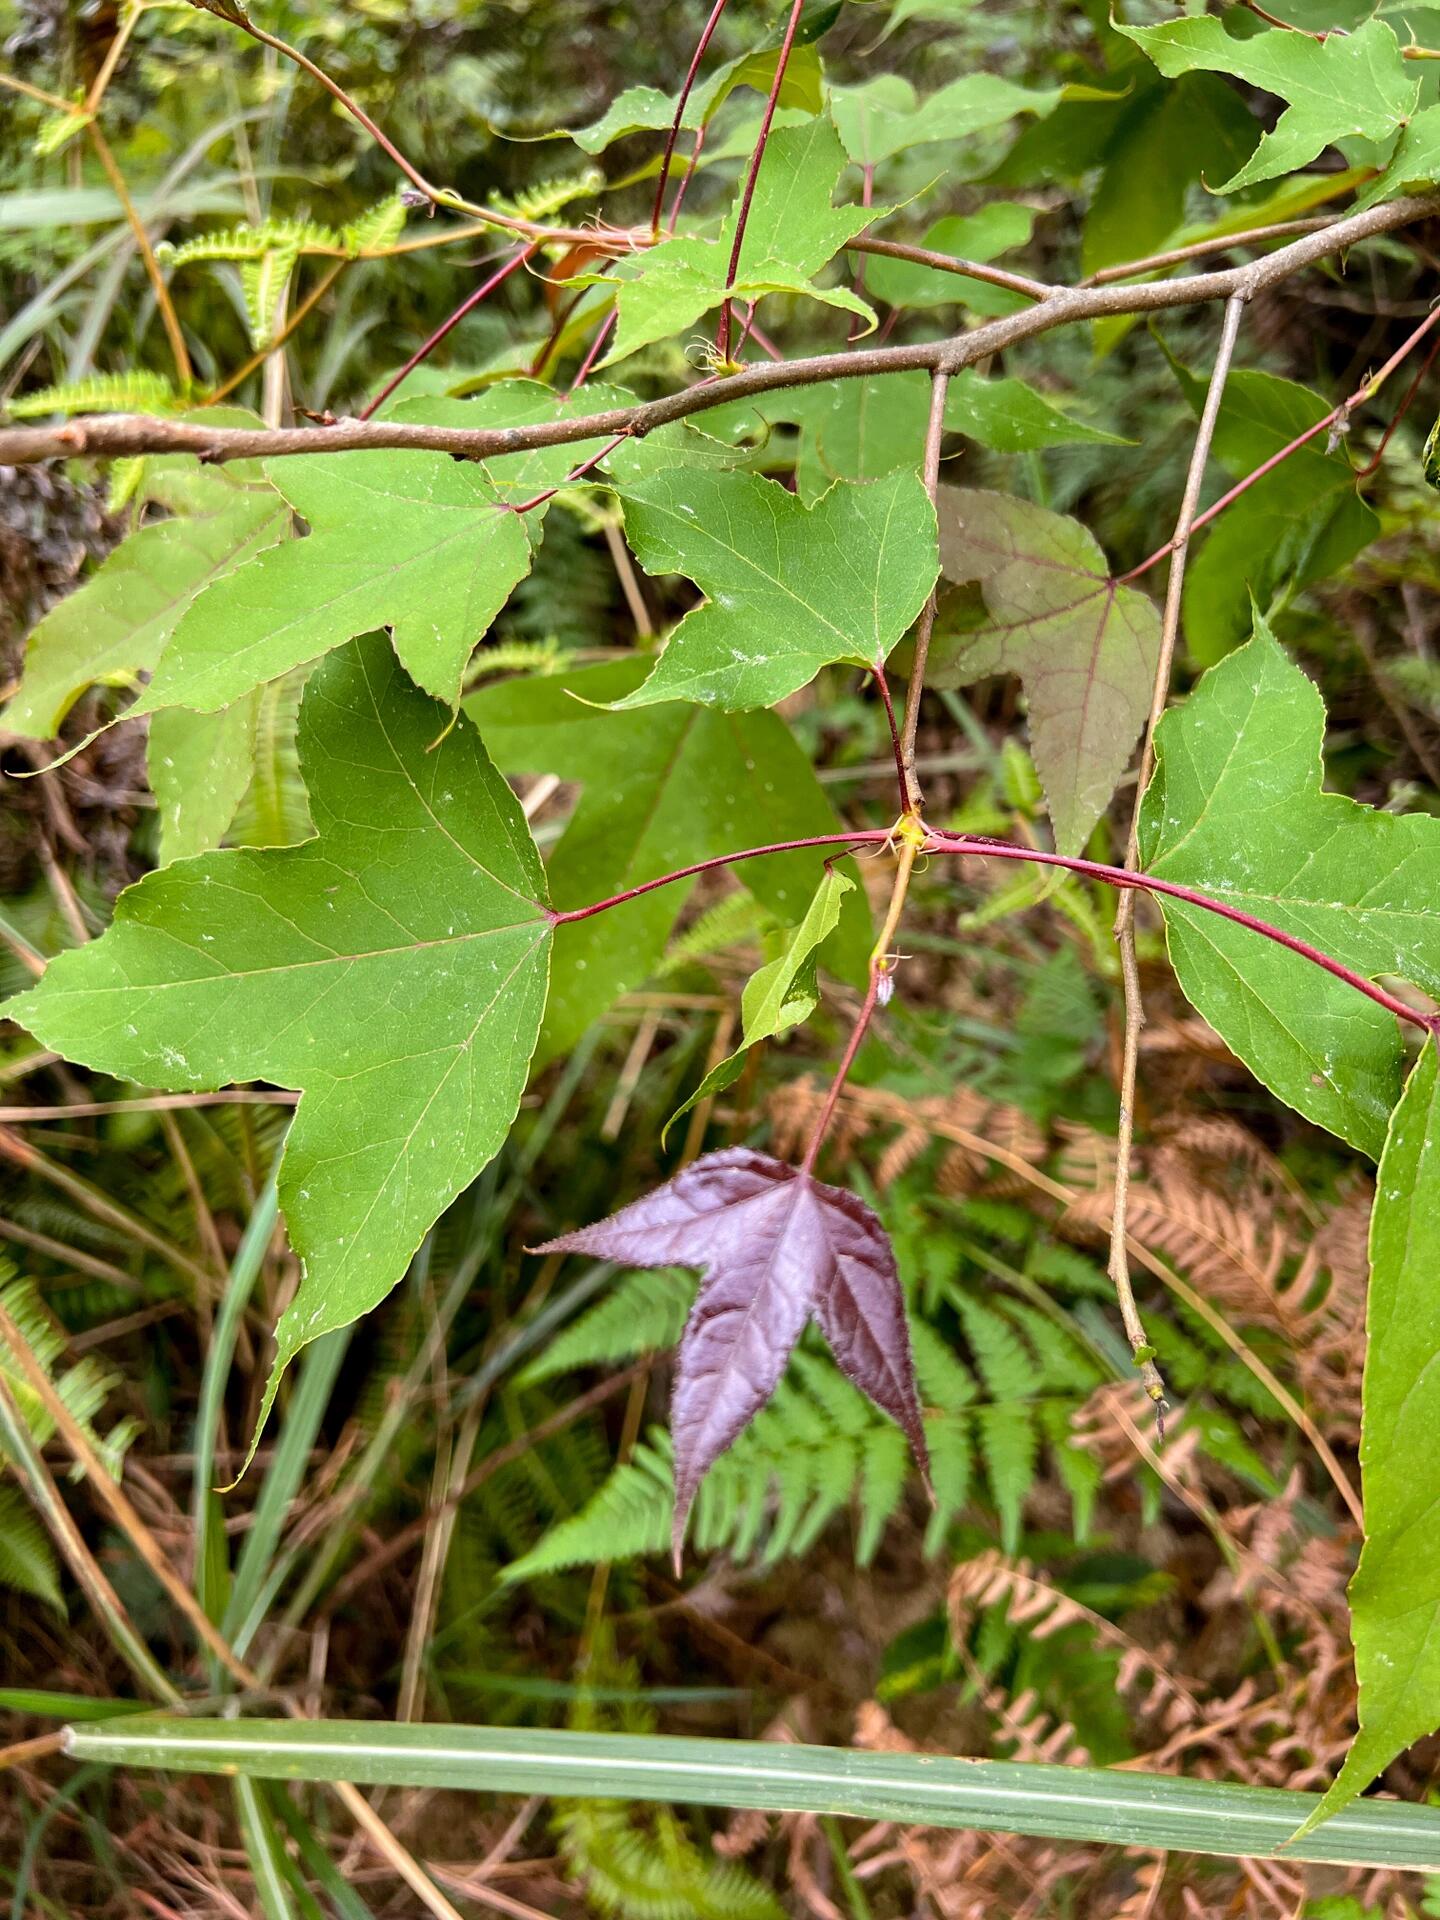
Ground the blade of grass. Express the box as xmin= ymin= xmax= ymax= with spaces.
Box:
xmin=60 ymin=1720 xmax=1440 ymax=1868
xmin=0 ymin=1690 xmax=148 ymax=1721
xmin=192 ymin=1173 xmax=280 ymax=1643
xmin=270 ymin=1784 xmax=378 ymax=1920
xmin=235 ymin=1774 xmax=305 ymax=1920
xmin=225 ymin=1326 xmax=350 ymax=1653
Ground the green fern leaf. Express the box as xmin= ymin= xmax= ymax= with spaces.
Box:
xmin=925 ymin=1411 xmax=973 ymax=1554
xmin=8 ymin=371 xmax=179 ymax=418
xmin=502 ymin=1437 xmax=672 ymax=1581
xmin=856 ymin=1421 xmax=909 ymax=1565
xmin=910 ymin=1320 xmax=977 ymax=1411
xmin=1002 ymin=1302 xmax=1101 ymax=1394
xmin=659 ymin=892 xmax=772 ymax=978
xmin=518 ymin=1270 xmax=696 ymax=1386
xmin=0 ymin=1486 xmax=64 ymax=1614
xmin=975 ymin=1402 xmax=1039 ymax=1553
xmin=491 ymin=167 xmax=604 ymax=224
xmin=240 ymin=243 xmax=301 ymax=347
xmin=159 ymin=219 xmax=340 ymax=269
xmin=341 ymin=197 xmax=408 ymax=255
xmin=1038 ymin=1401 xmax=1102 ymax=1543
xmin=952 ymin=1295 xmax=1037 ymax=1403
xmin=0 ymin=1273 xmax=134 ymax=1477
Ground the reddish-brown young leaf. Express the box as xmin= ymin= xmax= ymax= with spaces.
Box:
xmin=533 ymin=1147 xmax=930 ymax=1569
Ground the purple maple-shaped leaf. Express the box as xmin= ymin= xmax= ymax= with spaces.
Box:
xmin=532 ymin=1147 xmax=930 ymax=1569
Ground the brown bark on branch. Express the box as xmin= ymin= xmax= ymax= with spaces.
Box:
xmin=1 ymin=191 xmax=1435 ymax=470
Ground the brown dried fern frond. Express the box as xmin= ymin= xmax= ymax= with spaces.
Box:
xmin=949 ymin=1549 xmax=1200 ymax=1725
xmin=1062 ymin=1171 xmax=1320 ymax=1342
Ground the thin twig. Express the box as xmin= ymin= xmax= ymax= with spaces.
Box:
xmin=1120 ymin=301 xmax=1440 ymax=583
xmin=898 ymin=368 xmax=952 ymax=814
xmin=1079 ymin=217 xmax=1331 ymax=286
xmin=870 ymin=662 xmax=909 ymax=809
xmin=848 ymin=235 xmax=1053 ymax=300
xmin=358 ymin=243 xmax=538 ymax=420
xmin=652 ymin=0 xmax=731 ymax=233
xmin=0 ymin=1090 xmax=298 ymax=1122
xmin=185 ymin=1 xmax=607 ymax=245
xmin=603 ymin=519 xmax=653 ymax=634
xmin=801 ymin=833 xmax=921 ymax=1175
xmin=1110 ymin=292 xmax=1247 ymax=1422
xmin=9 ymin=189 xmax=1433 ymax=470
xmin=715 ymin=0 xmax=805 ymax=364
xmin=85 ymin=125 xmax=192 ymax=389
xmin=567 ymin=308 xmax=618 ymax=392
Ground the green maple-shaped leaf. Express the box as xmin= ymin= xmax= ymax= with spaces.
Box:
xmin=127 ymin=382 xmax=629 ymax=719
xmin=5 ymin=470 xmax=287 ymax=740
xmin=570 ymin=42 xmax=822 ymax=152
xmin=928 ymin=488 xmax=1159 ymax=855
xmin=1297 ymin=1039 xmax=1440 ymax=1839
xmin=1355 ymin=100 xmax=1440 ymax=211
xmin=1117 ymin=16 xmax=1417 ymax=193
xmin=149 ymin=698 xmax=258 ymax=864
xmin=595 ymin=118 xmax=879 ymax=365
xmin=466 ymin=659 xmax=870 ymax=1062
xmin=664 ymin=866 xmax=854 ymax=1142
xmin=1141 ymin=615 xmax=1440 ymax=1156
xmin=830 ymin=73 xmax=1060 ymax=167
xmin=944 ymin=371 xmax=1128 ymax=453
xmin=128 ymin=445 xmax=527 ymax=713
xmin=8 ymin=634 xmax=552 ymax=1433
xmin=611 ymin=467 xmax=938 ymax=711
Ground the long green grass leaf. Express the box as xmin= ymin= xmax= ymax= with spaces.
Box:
xmin=61 ymin=1720 xmax=1440 ymax=1868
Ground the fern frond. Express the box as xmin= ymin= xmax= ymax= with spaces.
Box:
xmin=159 ymin=219 xmax=341 ymax=268
xmin=660 ymin=892 xmax=771 ymax=978
xmin=8 ymin=371 xmax=179 ymax=418
xmin=559 ymin=1803 xmax=783 ymax=1920
xmin=559 ymin=1637 xmax=783 ymax=1920
xmin=341 ymin=197 xmax=408 ymax=255
xmin=973 ymin=1403 xmax=1038 ymax=1555
xmin=0 ymin=1484 xmax=64 ymax=1614
xmin=909 ymin=1321 xmax=976 ymax=1412
xmin=502 ymin=1436 xmax=673 ymax=1580
xmin=949 ymin=1550 xmax=1197 ymax=1720
xmin=1003 ymin=1302 xmax=1101 ymax=1395
xmin=951 ymin=1295 xmax=1036 ymax=1403
xmin=466 ymin=639 xmax=568 ymax=684
xmin=1063 ymin=1174 xmax=1315 ymax=1340
xmin=856 ymin=1422 xmax=909 ymax=1566
xmin=925 ymin=1411 xmax=973 ymax=1554
xmin=0 ymin=1273 xmax=135 ymax=1478
xmin=518 ymin=1269 xmax=695 ymax=1386
xmin=491 ymin=167 xmax=604 ymax=224
xmin=240 ymin=244 xmax=302 ymax=348
xmin=231 ymin=671 xmax=312 ymax=848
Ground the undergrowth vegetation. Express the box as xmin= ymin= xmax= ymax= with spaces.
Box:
xmin=5 ymin=0 xmax=1440 ymax=1914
